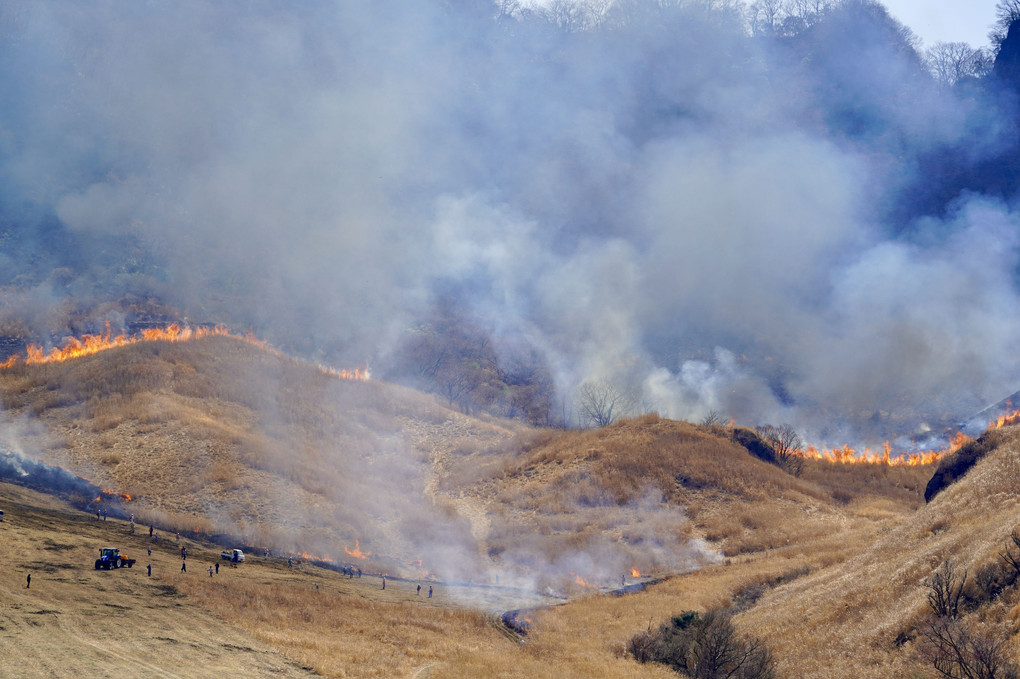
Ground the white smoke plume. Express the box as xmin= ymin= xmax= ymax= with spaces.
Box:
xmin=0 ymin=0 xmax=1015 ymax=441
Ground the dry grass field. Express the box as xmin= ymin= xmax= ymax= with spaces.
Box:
xmin=0 ymin=335 xmax=1015 ymax=678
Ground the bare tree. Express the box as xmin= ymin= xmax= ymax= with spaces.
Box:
xmin=921 ymin=616 xmax=1019 ymax=679
xmin=755 ymin=423 xmax=805 ymax=476
xmin=926 ymin=560 xmax=968 ymax=619
xmin=692 ymin=611 xmax=776 ymax=679
xmin=997 ymin=0 xmax=1020 ymax=29
xmin=748 ymin=0 xmax=786 ymax=36
xmin=919 ymin=558 xmax=1019 ymax=679
xmin=576 ymin=378 xmax=629 ymax=428
xmin=699 ymin=410 xmax=727 ymax=427
xmin=926 ymin=42 xmax=990 ymax=88
xmin=990 ymin=1 xmax=1020 ymax=49
xmin=999 ymin=529 xmax=1020 ymax=576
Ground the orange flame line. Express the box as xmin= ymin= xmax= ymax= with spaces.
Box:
xmin=1 ymin=323 xmax=369 ymax=382
xmin=792 ymin=435 xmax=963 ymax=467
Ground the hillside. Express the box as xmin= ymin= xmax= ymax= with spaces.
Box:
xmin=0 ymin=335 xmax=530 ymax=577
xmin=0 ymin=337 xmax=931 ymax=589
xmin=736 ymin=425 xmax=1020 ymax=678
xmin=0 ymin=335 xmax=994 ymax=678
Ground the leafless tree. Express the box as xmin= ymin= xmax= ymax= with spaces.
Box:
xmin=921 ymin=616 xmax=1018 ymax=679
xmin=692 ymin=611 xmax=776 ymax=679
xmin=926 ymin=560 xmax=968 ymax=619
xmin=990 ymin=1 xmax=1020 ymax=49
xmin=748 ymin=0 xmax=786 ymax=36
xmin=539 ymin=0 xmax=612 ymax=32
xmin=755 ymin=423 xmax=805 ymax=476
xmin=999 ymin=529 xmax=1020 ymax=575
xmin=926 ymin=42 xmax=991 ymax=88
xmin=576 ymin=378 xmax=630 ymax=428
xmin=699 ymin=410 xmax=727 ymax=427
xmin=997 ymin=0 xmax=1020 ymax=28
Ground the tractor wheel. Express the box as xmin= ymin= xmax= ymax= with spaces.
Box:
xmin=104 ymin=561 xmax=112 ymax=570
xmin=115 ymin=557 xmax=122 ymax=568
xmin=95 ymin=559 xmax=102 ymax=570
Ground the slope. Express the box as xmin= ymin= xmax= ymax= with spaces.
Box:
xmin=0 ymin=335 xmax=529 ymax=576
xmin=736 ymin=424 xmax=1020 ymax=678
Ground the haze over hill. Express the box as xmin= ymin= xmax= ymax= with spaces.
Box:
xmin=2 ymin=336 xmax=1016 ymax=678
xmin=3 ymin=1 xmax=1020 ymax=444
xmin=0 ymin=335 xmax=933 ymax=596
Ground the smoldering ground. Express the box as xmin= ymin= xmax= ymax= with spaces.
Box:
xmin=1 ymin=1 xmax=1018 ymax=440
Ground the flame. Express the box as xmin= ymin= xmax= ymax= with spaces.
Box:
xmin=570 ymin=572 xmax=597 ymax=589
xmin=319 ymin=365 xmax=371 ymax=381
xmin=292 ymin=551 xmax=338 ymax=564
xmin=0 ymin=322 xmax=369 ymax=382
xmin=95 ymin=489 xmax=132 ymax=502
xmin=344 ymin=539 xmax=371 ymax=559
xmin=992 ymin=408 xmax=1020 ymax=429
xmin=630 ymin=567 xmax=640 ymax=578
xmin=789 ymin=432 xmax=968 ymax=467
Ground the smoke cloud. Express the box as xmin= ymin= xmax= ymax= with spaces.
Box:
xmin=0 ymin=0 xmax=1017 ymax=444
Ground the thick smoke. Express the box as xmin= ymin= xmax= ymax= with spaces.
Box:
xmin=0 ymin=0 xmax=1017 ymax=444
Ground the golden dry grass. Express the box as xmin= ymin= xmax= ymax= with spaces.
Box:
xmin=1 ymin=336 xmax=994 ymax=679
xmin=0 ymin=483 xmax=315 ymax=678
xmin=0 ymin=336 xmax=525 ymax=571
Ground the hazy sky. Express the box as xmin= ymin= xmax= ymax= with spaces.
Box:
xmin=881 ymin=0 xmax=998 ymax=47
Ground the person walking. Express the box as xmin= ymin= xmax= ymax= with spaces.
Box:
xmin=26 ymin=573 xmax=30 ymax=589
xmin=181 ymin=560 xmax=186 ymax=573
xmin=215 ymin=562 xmax=219 ymax=574
xmin=417 ymin=584 xmax=421 ymax=596
xmin=147 ymin=545 xmax=151 ymax=557
xmin=147 ymin=563 xmax=151 ymax=577
xmin=428 ymin=585 xmax=432 ymax=598
xmin=209 ymin=565 xmax=214 ymax=577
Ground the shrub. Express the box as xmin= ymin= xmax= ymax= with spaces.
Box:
xmin=925 ymin=560 xmax=966 ymax=619
xmin=628 ymin=609 xmax=776 ymax=679
xmin=919 ymin=559 xmax=1019 ymax=679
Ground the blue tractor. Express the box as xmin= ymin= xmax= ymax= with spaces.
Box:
xmin=94 ymin=547 xmax=136 ymax=570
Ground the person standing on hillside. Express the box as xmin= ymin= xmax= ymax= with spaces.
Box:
xmin=147 ymin=563 xmax=151 ymax=577
xmin=26 ymin=573 xmax=30 ymax=588
xmin=428 ymin=586 xmax=432 ymax=598
xmin=181 ymin=560 xmax=186 ymax=573
xmin=215 ymin=562 xmax=219 ymax=574
xmin=209 ymin=565 xmax=214 ymax=577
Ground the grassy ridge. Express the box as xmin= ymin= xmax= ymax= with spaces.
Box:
xmin=3 ymin=336 xmax=1005 ymax=678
